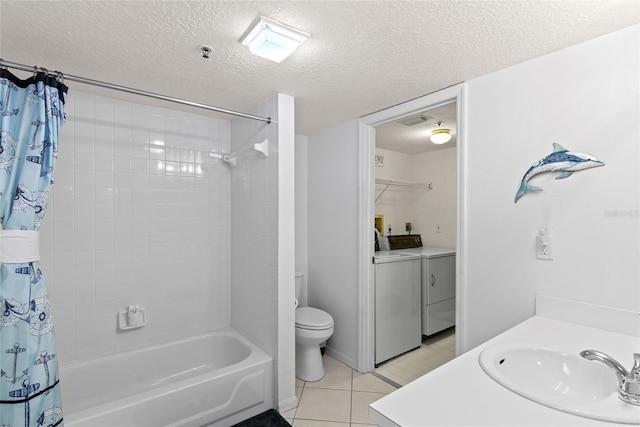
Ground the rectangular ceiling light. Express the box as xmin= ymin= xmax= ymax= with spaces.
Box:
xmin=241 ymin=16 xmax=310 ymax=63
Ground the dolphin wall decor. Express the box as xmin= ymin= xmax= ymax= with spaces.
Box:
xmin=515 ymin=143 xmax=604 ymax=203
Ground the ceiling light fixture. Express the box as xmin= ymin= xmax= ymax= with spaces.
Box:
xmin=240 ymin=16 xmax=310 ymax=63
xmin=430 ymin=122 xmax=452 ymax=144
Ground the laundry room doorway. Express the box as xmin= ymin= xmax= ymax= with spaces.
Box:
xmin=355 ymin=84 xmax=467 ymax=376
xmin=373 ymin=104 xmax=458 ymax=384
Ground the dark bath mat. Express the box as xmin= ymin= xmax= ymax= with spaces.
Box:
xmin=231 ymin=409 xmax=290 ymax=427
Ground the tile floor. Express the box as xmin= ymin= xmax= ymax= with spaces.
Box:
xmin=374 ymin=328 xmax=455 ymax=386
xmin=281 ymin=329 xmax=455 ymax=426
xmin=282 ymin=354 xmax=398 ymax=426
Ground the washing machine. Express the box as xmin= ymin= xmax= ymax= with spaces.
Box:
xmin=373 ymin=250 xmax=422 ymax=365
xmin=386 ymin=235 xmax=456 ymax=337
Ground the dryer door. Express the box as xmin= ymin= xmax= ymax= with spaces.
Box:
xmin=424 ymin=255 xmax=456 ymax=305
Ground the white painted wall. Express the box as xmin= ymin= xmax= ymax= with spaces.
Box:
xmin=375 ymin=149 xmax=412 ymax=181
xmin=374 ymin=147 xmax=456 ymax=248
xmin=43 ymin=91 xmax=232 ymax=363
xmin=303 ymin=24 xmax=639 ymax=369
xmin=295 ymin=134 xmax=308 ymax=281
xmin=307 ymin=120 xmax=360 ymax=368
xmin=277 ymin=95 xmax=297 ymax=412
xmin=411 ymin=148 xmax=456 ymax=248
xmin=374 ymin=148 xmax=412 ymax=236
xmin=461 ymin=24 xmax=639 ymax=351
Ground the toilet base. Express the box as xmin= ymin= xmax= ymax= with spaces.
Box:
xmin=295 ymin=344 xmax=325 ymax=381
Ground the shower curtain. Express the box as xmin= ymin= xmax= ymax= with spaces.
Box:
xmin=0 ymin=68 xmax=67 ymax=427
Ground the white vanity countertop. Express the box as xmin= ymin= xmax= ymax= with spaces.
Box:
xmin=369 ymin=315 xmax=640 ymax=426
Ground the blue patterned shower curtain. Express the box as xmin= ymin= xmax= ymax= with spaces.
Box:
xmin=0 ymin=69 xmax=67 ymax=426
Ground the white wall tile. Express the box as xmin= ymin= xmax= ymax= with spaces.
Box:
xmin=112 ymin=99 xmax=130 ymax=122
xmin=114 ymin=156 xmax=132 ymax=173
xmin=44 ymin=91 xmax=231 ymax=364
xmin=229 ymin=96 xmax=279 ymax=356
xmin=73 ymin=203 xmax=94 ymax=221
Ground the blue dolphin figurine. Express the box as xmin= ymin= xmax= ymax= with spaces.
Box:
xmin=515 ymin=143 xmax=604 ymax=203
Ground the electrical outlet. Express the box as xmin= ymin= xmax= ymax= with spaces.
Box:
xmin=405 ymin=222 xmax=412 ymax=233
xmin=536 ymin=227 xmax=554 ymax=260
xmin=435 ymin=224 xmax=442 ymax=233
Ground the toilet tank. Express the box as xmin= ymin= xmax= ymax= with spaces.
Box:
xmin=295 ymin=271 xmax=307 ymax=307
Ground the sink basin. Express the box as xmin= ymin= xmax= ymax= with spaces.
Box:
xmin=479 ymin=343 xmax=640 ymax=424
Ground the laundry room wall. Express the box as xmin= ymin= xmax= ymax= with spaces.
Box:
xmin=375 ymin=146 xmax=456 ymax=248
xmin=375 ymin=148 xmax=413 ymax=236
xmin=411 ymin=147 xmax=456 ymax=248
xmin=375 ymin=148 xmax=412 ymax=182
xmin=461 ymin=24 xmax=639 ymax=351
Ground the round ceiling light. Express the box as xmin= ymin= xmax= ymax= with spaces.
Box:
xmin=430 ymin=128 xmax=451 ymax=144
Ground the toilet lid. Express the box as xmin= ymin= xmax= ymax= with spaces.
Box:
xmin=295 ymin=307 xmax=334 ymax=330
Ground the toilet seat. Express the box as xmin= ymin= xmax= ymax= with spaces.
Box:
xmin=295 ymin=307 xmax=334 ymax=330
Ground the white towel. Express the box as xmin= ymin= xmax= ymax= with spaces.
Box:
xmin=0 ymin=224 xmax=40 ymax=264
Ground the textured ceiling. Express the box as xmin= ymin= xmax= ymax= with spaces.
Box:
xmin=376 ymin=103 xmax=457 ymax=154
xmin=1 ymin=1 xmax=638 ymax=137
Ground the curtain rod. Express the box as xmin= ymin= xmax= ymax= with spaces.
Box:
xmin=0 ymin=58 xmax=272 ymax=124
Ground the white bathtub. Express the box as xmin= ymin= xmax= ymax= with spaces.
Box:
xmin=60 ymin=328 xmax=273 ymax=426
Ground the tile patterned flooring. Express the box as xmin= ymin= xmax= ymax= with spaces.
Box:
xmin=282 ymin=329 xmax=455 ymax=426
xmin=375 ymin=328 xmax=456 ymax=386
xmin=282 ymin=355 xmax=397 ymax=426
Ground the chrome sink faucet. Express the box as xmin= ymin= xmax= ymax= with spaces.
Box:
xmin=580 ymin=350 xmax=640 ymax=406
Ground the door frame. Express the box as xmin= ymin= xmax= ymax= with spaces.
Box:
xmin=356 ymin=84 xmax=467 ymax=372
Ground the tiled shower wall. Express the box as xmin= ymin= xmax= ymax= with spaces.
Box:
xmin=40 ymin=91 xmax=232 ymax=364
xmin=229 ymin=96 xmax=279 ymax=357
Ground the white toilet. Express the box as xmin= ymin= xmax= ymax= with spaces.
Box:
xmin=295 ymin=272 xmax=334 ymax=381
